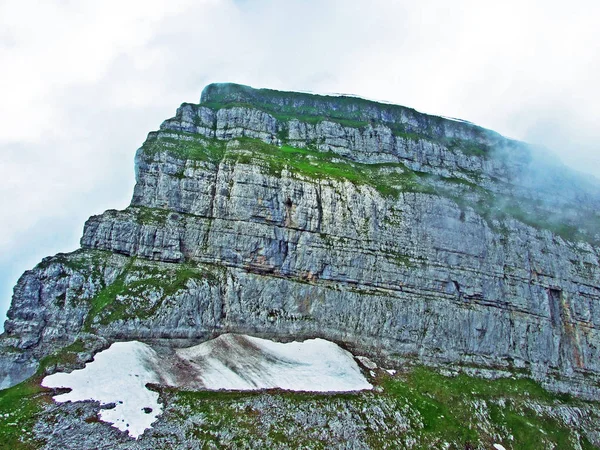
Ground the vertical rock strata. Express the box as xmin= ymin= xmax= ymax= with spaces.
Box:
xmin=2 ymin=83 xmax=600 ymax=399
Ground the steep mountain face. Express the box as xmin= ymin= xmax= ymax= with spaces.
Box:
xmin=1 ymin=83 xmax=600 ymax=449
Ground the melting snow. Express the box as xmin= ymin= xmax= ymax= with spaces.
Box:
xmin=42 ymin=334 xmax=372 ymax=439
xmin=177 ymin=334 xmax=373 ymax=392
xmin=493 ymin=445 xmax=507 ymax=450
xmin=42 ymin=341 xmax=166 ymax=439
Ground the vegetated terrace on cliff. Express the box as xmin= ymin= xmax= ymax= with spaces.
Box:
xmin=152 ymin=82 xmax=600 ymax=244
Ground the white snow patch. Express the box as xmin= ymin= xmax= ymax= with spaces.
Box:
xmin=177 ymin=334 xmax=373 ymax=392
xmin=385 ymin=369 xmax=396 ymax=375
xmin=42 ymin=341 xmax=165 ymax=439
xmin=42 ymin=334 xmax=372 ymax=439
xmin=493 ymin=444 xmax=507 ymax=450
xmin=356 ymin=355 xmax=377 ymax=370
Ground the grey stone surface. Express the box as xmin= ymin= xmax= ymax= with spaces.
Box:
xmin=31 ymin=383 xmax=600 ymax=449
xmin=2 ymin=83 xmax=600 ymax=402
xmin=79 ymin=142 xmax=600 ymax=397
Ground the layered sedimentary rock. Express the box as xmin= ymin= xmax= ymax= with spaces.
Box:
xmin=2 ymin=83 xmax=600 ymax=404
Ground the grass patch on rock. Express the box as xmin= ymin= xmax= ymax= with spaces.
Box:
xmin=0 ymin=341 xmax=89 ymax=449
xmin=158 ymin=366 xmax=598 ymax=450
xmin=382 ymin=366 xmax=594 ymax=450
xmin=84 ymin=260 xmax=220 ymax=329
xmin=142 ymin=131 xmax=226 ymax=164
xmin=0 ymin=380 xmax=48 ymax=449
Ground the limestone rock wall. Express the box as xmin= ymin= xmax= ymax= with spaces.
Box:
xmin=2 ymin=84 xmax=600 ymax=398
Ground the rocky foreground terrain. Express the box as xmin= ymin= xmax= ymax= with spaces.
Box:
xmin=1 ymin=83 xmax=599 ymax=449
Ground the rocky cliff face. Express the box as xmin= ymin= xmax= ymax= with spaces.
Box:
xmin=1 ymin=83 xmax=600 ymax=448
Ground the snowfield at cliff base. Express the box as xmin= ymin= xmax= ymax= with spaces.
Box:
xmin=42 ymin=341 xmax=166 ymax=439
xmin=42 ymin=334 xmax=372 ymax=438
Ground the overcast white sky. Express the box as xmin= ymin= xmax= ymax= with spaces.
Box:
xmin=1 ymin=0 xmax=599 ymax=328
